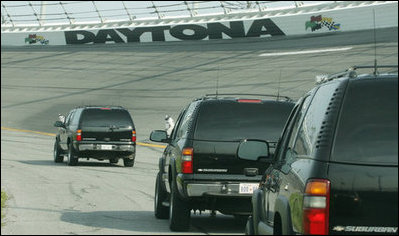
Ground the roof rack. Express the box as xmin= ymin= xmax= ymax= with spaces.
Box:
xmin=315 ymin=65 xmax=398 ymax=84
xmin=75 ymin=105 xmax=125 ymax=109
xmin=201 ymin=93 xmax=293 ymax=102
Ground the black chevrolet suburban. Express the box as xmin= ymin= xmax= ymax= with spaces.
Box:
xmin=150 ymin=94 xmax=295 ymax=231
xmin=238 ymin=67 xmax=398 ymax=235
xmin=53 ymin=106 xmax=136 ymax=167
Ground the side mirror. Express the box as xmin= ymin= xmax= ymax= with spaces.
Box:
xmin=54 ymin=120 xmax=65 ymax=128
xmin=237 ymin=139 xmax=271 ymax=161
xmin=150 ymin=130 xmax=169 ymax=143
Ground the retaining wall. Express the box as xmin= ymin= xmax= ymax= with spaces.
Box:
xmin=1 ymin=1 xmax=397 ymax=46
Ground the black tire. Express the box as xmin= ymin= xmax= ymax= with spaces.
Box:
xmin=169 ymin=178 xmax=190 ymax=231
xmin=234 ymin=214 xmax=249 ymax=224
xmin=109 ymin=158 xmax=119 ymax=164
xmin=53 ymin=139 xmax=64 ymax=163
xmin=154 ymin=172 xmax=169 ymax=219
xmin=123 ymin=153 xmax=135 ymax=167
xmin=67 ymin=142 xmax=78 ymax=166
xmin=245 ymin=216 xmax=255 ymax=235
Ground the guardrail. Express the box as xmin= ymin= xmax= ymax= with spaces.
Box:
xmin=1 ymin=1 xmax=397 ymax=46
xmin=0 ymin=1 xmax=326 ymax=27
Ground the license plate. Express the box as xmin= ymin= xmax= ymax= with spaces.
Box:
xmin=101 ymin=145 xmax=112 ymax=150
xmin=239 ymin=183 xmax=258 ymax=194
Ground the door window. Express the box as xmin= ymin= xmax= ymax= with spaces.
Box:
xmin=175 ymin=102 xmax=198 ymax=140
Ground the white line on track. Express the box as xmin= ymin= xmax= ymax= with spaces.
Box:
xmin=259 ymin=47 xmax=353 ymax=57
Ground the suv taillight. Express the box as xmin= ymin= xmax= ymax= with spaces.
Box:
xmin=76 ymin=129 xmax=82 ymax=141
xmin=181 ymin=147 xmax=193 ymax=174
xmin=132 ymin=130 xmax=136 ymax=142
xmin=303 ymin=179 xmax=330 ymax=235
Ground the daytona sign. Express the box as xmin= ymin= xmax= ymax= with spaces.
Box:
xmin=64 ymin=19 xmax=285 ymax=44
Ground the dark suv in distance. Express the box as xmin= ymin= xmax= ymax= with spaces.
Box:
xmin=149 ymin=94 xmax=295 ymax=231
xmin=238 ymin=66 xmax=398 ymax=235
xmin=53 ymin=106 xmax=136 ymax=167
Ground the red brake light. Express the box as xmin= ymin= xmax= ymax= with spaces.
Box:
xmin=237 ymin=99 xmax=262 ymax=103
xmin=76 ymin=129 xmax=82 ymax=141
xmin=181 ymin=147 xmax=193 ymax=174
xmin=303 ymin=179 xmax=330 ymax=235
xmin=100 ymin=108 xmax=111 ymax=110
xmin=132 ymin=130 xmax=136 ymax=142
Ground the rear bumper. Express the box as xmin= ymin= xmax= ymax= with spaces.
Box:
xmin=176 ymin=174 xmax=260 ymax=198
xmin=175 ymin=174 xmax=259 ymax=214
xmin=74 ymin=141 xmax=135 ymax=152
xmin=186 ymin=182 xmax=256 ymax=197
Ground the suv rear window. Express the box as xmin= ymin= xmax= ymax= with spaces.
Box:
xmin=80 ymin=109 xmax=133 ymax=127
xmin=194 ymin=101 xmax=293 ymax=141
xmin=332 ymin=78 xmax=398 ymax=165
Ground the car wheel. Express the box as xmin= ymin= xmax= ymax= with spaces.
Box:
xmin=245 ymin=216 xmax=255 ymax=235
xmin=109 ymin=158 xmax=119 ymax=164
xmin=67 ymin=142 xmax=78 ymax=166
xmin=154 ymin=172 xmax=169 ymax=219
xmin=234 ymin=214 xmax=249 ymax=224
xmin=123 ymin=153 xmax=135 ymax=167
xmin=169 ymin=178 xmax=190 ymax=231
xmin=53 ymin=139 xmax=64 ymax=163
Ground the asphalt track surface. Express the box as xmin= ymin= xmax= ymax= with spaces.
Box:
xmin=1 ymin=28 xmax=398 ymax=234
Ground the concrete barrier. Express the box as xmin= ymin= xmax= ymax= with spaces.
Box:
xmin=1 ymin=1 xmax=397 ymax=46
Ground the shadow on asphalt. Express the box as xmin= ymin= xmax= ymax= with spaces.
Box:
xmin=60 ymin=210 xmax=246 ymax=234
xmin=18 ymin=159 xmax=124 ymax=167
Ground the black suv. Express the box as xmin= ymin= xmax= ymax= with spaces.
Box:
xmin=53 ymin=106 xmax=136 ymax=167
xmin=149 ymin=94 xmax=295 ymax=231
xmin=238 ymin=67 xmax=398 ymax=235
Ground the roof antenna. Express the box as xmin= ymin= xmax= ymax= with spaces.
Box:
xmin=276 ymin=70 xmax=281 ymax=101
xmin=373 ymin=9 xmax=377 ymax=76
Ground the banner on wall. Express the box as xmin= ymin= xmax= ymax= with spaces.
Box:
xmin=64 ymin=19 xmax=285 ymax=44
xmin=1 ymin=2 xmax=397 ymax=46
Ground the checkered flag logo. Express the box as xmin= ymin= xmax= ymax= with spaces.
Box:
xmin=306 ymin=15 xmax=341 ymax=31
xmin=321 ymin=20 xmax=340 ymax=30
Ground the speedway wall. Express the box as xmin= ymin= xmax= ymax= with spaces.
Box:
xmin=1 ymin=1 xmax=397 ymax=46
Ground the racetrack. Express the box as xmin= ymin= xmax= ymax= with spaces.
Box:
xmin=1 ymin=28 xmax=398 ymax=234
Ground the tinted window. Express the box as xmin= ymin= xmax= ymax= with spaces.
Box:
xmin=70 ymin=109 xmax=82 ymax=126
xmin=284 ymin=95 xmax=312 ymax=162
xmin=293 ymin=82 xmax=341 ymax=157
xmin=80 ymin=109 xmax=133 ymax=127
xmin=65 ymin=110 xmax=75 ymax=126
xmin=332 ymin=78 xmax=398 ymax=165
xmin=194 ymin=101 xmax=294 ymax=141
xmin=170 ymin=109 xmax=185 ymax=140
xmin=175 ymin=102 xmax=198 ymax=139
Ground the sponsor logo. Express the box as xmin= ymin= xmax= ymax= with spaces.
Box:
xmin=25 ymin=34 xmax=49 ymax=45
xmin=64 ymin=19 xmax=285 ymax=44
xmin=305 ymin=15 xmax=341 ymax=32
xmin=332 ymin=226 xmax=398 ymax=233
